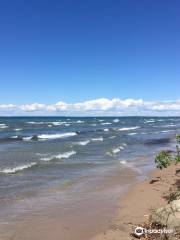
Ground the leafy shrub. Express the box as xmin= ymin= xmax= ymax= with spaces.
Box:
xmin=176 ymin=134 xmax=180 ymax=163
xmin=155 ymin=151 xmax=172 ymax=170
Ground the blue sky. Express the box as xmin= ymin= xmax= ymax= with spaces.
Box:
xmin=0 ymin=0 xmax=180 ymax=115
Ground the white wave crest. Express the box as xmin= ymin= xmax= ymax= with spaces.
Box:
xmin=118 ymin=126 xmax=140 ymax=131
xmin=144 ymin=119 xmax=155 ymax=123
xmin=14 ymin=128 xmax=23 ymax=131
xmin=50 ymin=122 xmax=64 ymax=126
xmin=27 ymin=121 xmax=45 ymax=124
xmin=76 ymin=140 xmax=90 ymax=146
xmin=76 ymin=120 xmax=84 ymax=123
xmin=109 ymin=136 xmax=116 ymax=139
xmin=23 ymin=136 xmax=32 ymax=141
xmin=0 ymin=123 xmax=8 ymax=129
xmin=113 ymin=119 xmax=119 ymax=123
xmin=128 ymin=132 xmax=138 ymax=135
xmin=104 ymin=128 xmax=109 ymax=132
xmin=112 ymin=146 xmax=124 ymax=154
xmin=11 ymin=136 xmax=19 ymax=139
xmin=161 ymin=130 xmax=174 ymax=133
xmin=40 ymin=151 xmax=76 ymax=162
xmin=101 ymin=122 xmax=112 ymax=125
xmin=38 ymin=132 xmax=77 ymax=140
xmin=119 ymin=160 xmax=127 ymax=164
xmin=0 ymin=162 xmax=37 ymax=174
xmin=91 ymin=137 xmax=104 ymax=142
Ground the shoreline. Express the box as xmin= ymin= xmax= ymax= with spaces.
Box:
xmin=91 ymin=163 xmax=180 ymax=240
xmin=1 ymin=160 xmax=178 ymax=240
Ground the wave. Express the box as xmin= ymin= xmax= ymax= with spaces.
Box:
xmin=101 ymin=122 xmax=112 ymax=125
xmin=118 ymin=126 xmax=140 ymax=131
xmin=119 ymin=160 xmax=127 ymax=164
xmin=76 ymin=140 xmax=90 ymax=146
xmin=37 ymin=132 xmax=77 ymax=140
xmin=112 ymin=145 xmax=124 ymax=154
xmin=0 ymin=162 xmax=37 ymax=174
xmin=0 ymin=123 xmax=8 ymax=129
xmin=107 ymin=144 xmax=126 ymax=156
xmin=50 ymin=122 xmax=63 ymax=126
xmin=91 ymin=137 xmax=104 ymax=142
xmin=14 ymin=128 xmax=23 ymax=131
xmin=144 ymin=119 xmax=155 ymax=123
xmin=23 ymin=136 xmax=33 ymax=141
xmin=27 ymin=121 xmax=71 ymax=126
xmin=104 ymin=128 xmax=109 ymax=132
xmin=76 ymin=120 xmax=84 ymax=123
xmin=128 ymin=132 xmax=138 ymax=135
xmin=11 ymin=135 xmax=19 ymax=139
xmin=113 ymin=119 xmax=119 ymax=123
xmin=40 ymin=151 xmax=76 ymax=162
xmin=161 ymin=130 xmax=174 ymax=133
xmin=27 ymin=121 xmax=45 ymax=124
xmin=162 ymin=124 xmax=176 ymax=127
xmin=0 ymin=132 xmax=78 ymax=143
xmin=109 ymin=136 xmax=116 ymax=139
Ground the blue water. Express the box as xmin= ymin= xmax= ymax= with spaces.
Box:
xmin=0 ymin=116 xmax=179 ymax=223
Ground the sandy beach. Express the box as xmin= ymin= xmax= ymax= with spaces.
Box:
xmin=91 ymin=163 xmax=180 ymax=240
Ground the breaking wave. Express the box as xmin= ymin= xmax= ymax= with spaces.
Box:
xmin=76 ymin=140 xmax=90 ymax=146
xmin=0 ymin=123 xmax=8 ymax=129
xmin=113 ymin=119 xmax=119 ymax=123
xmin=0 ymin=162 xmax=37 ymax=174
xmin=40 ymin=151 xmax=76 ymax=162
xmin=91 ymin=137 xmax=104 ymax=142
xmin=37 ymin=132 xmax=77 ymax=140
xmin=118 ymin=126 xmax=140 ymax=131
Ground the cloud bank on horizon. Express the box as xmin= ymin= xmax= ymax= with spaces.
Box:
xmin=0 ymin=98 xmax=180 ymax=116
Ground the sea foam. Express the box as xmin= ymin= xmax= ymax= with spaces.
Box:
xmin=112 ymin=146 xmax=124 ymax=154
xmin=0 ymin=123 xmax=8 ymax=129
xmin=76 ymin=140 xmax=90 ymax=146
xmin=0 ymin=162 xmax=37 ymax=174
xmin=91 ymin=137 xmax=104 ymax=142
xmin=101 ymin=122 xmax=112 ymax=125
xmin=118 ymin=126 xmax=140 ymax=131
xmin=113 ymin=119 xmax=119 ymax=123
xmin=40 ymin=151 xmax=76 ymax=162
xmin=38 ymin=132 xmax=77 ymax=140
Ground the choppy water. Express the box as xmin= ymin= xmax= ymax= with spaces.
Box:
xmin=0 ymin=117 xmax=180 ymax=227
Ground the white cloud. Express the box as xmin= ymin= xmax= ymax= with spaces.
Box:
xmin=0 ymin=98 xmax=180 ymax=116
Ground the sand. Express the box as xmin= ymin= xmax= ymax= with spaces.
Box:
xmin=91 ymin=163 xmax=180 ymax=240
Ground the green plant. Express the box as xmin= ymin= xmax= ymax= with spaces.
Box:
xmin=175 ymin=134 xmax=180 ymax=163
xmin=155 ymin=151 xmax=172 ymax=170
xmin=176 ymin=134 xmax=180 ymax=144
